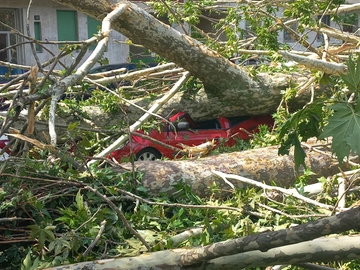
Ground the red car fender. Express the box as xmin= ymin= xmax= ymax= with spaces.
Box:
xmin=0 ymin=135 xmax=10 ymax=160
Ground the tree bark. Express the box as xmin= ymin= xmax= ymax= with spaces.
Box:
xmin=114 ymin=144 xmax=345 ymax=198
xmin=44 ymin=208 xmax=360 ymax=270
xmin=50 ymin=0 xmax=314 ymax=118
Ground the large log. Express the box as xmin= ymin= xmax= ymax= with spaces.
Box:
xmin=44 ymin=235 xmax=360 ymax=270
xmin=44 ymin=208 xmax=360 ymax=270
xmin=115 ymin=144 xmax=343 ymax=197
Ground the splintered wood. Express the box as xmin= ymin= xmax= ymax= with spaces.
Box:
xmin=178 ymin=139 xmax=217 ymax=158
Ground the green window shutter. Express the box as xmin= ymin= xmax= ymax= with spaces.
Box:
xmin=57 ymin=10 xmax=77 ymax=47
xmin=87 ymin=16 xmax=101 ymax=51
xmin=34 ymin=21 xmax=42 ymax=52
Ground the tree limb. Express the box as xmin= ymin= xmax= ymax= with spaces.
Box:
xmin=279 ymin=51 xmax=348 ymax=75
xmin=87 ymin=71 xmax=190 ymax=165
xmin=180 ymin=207 xmax=360 ymax=265
xmin=211 ymin=170 xmax=345 ymax=212
xmin=49 ymin=3 xmax=129 ymax=145
xmin=43 ymin=233 xmax=360 ymax=269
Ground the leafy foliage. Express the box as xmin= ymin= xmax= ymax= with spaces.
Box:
xmin=277 ymin=56 xmax=360 ymax=168
xmin=318 ymin=56 xmax=360 ymax=162
xmin=277 ymin=101 xmax=325 ymax=171
xmin=319 ymin=102 xmax=360 ymax=162
xmin=2 ymin=144 xmax=357 ymax=269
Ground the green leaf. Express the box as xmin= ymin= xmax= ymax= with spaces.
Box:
xmin=278 ymin=133 xmax=306 ymax=172
xmin=21 ymin=251 xmax=32 ymax=270
xmin=43 ymin=225 xmax=56 ymax=241
xmin=75 ymin=190 xmax=84 ymax=210
xmin=67 ymin=121 xmax=79 ymax=131
xmin=293 ymin=136 xmax=306 ymax=172
xmin=21 ymin=251 xmax=40 ymax=270
xmin=319 ymin=102 xmax=360 ymax=162
xmin=28 ymin=224 xmax=56 ymax=251
xmin=341 ymin=56 xmax=360 ymax=93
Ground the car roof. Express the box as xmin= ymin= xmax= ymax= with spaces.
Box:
xmin=0 ymin=66 xmax=26 ymax=83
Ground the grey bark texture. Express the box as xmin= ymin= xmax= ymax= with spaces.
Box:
xmin=115 ymin=144 xmax=346 ymax=197
xmin=44 ymin=209 xmax=360 ymax=270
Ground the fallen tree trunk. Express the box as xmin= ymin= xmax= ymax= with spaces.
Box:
xmin=115 ymin=144 xmax=344 ymax=198
xmin=47 ymin=0 xmax=316 ymax=118
xmin=44 ymin=208 xmax=360 ymax=270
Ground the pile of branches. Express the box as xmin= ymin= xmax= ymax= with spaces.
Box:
xmin=1 ymin=140 xmax=360 ymax=269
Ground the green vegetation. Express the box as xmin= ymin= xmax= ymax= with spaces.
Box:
xmin=2 ymin=152 xmax=358 ymax=269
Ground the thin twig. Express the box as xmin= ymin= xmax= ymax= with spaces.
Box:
xmin=84 ymin=186 xmax=151 ymax=251
xmin=212 ymin=170 xmax=347 ymax=212
xmin=74 ymin=206 xmax=102 ymax=233
xmin=257 ymin=202 xmax=328 ymax=218
xmin=331 ymin=171 xmax=360 ymax=215
xmin=82 ymin=220 xmax=107 ymax=258
xmin=87 ymin=70 xmax=191 ymax=165
xmin=0 ymin=217 xmax=35 ymax=223
xmin=115 ymin=188 xmax=243 ymax=213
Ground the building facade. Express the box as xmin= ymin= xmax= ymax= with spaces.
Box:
xmin=0 ymin=0 xmax=131 ymax=69
xmin=0 ymin=0 xmax=359 ymax=69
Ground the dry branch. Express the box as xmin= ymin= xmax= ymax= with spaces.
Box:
xmin=212 ymin=170 xmax=345 ymax=211
xmin=87 ymin=71 xmax=190 ymax=165
xmin=279 ymin=51 xmax=348 ymax=75
xmin=49 ymin=3 xmax=129 ymax=145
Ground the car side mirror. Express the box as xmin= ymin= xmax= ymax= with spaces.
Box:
xmin=168 ymin=121 xmax=190 ymax=131
xmin=177 ymin=121 xmax=190 ymax=130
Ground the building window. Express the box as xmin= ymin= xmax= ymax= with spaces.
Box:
xmin=56 ymin=10 xmax=77 ymax=47
xmin=0 ymin=9 xmax=15 ymax=31
xmin=283 ymin=22 xmax=298 ymax=42
xmin=317 ymin=15 xmax=331 ymax=42
xmin=34 ymin=21 xmax=42 ymax=53
xmin=342 ymin=13 xmax=358 ymax=34
xmin=87 ymin=16 xmax=101 ymax=51
xmin=0 ymin=9 xmax=18 ymax=62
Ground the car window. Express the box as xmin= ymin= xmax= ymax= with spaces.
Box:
xmin=194 ymin=119 xmax=220 ymax=129
xmin=227 ymin=116 xmax=251 ymax=127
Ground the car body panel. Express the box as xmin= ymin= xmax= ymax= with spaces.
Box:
xmin=0 ymin=135 xmax=10 ymax=160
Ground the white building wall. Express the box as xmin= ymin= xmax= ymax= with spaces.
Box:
xmin=1 ymin=0 xmax=129 ymax=69
xmin=1 ymin=0 xmax=360 ymax=68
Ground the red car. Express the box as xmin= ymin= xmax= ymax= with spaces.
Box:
xmin=0 ymin=112 xmax=273 ymax=162
xmin=110 ymin=111 xmax=274 ymax=161
xmin=0 ymin=135 xmax=10 ymax=160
